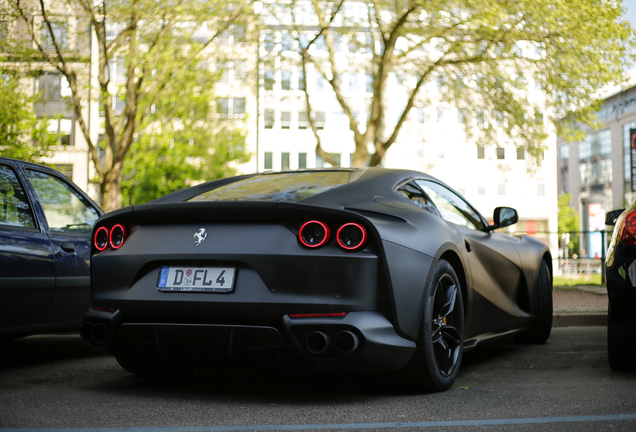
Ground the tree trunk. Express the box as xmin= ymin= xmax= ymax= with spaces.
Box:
xmin=101 ymin=163 xmax=123 ymax=212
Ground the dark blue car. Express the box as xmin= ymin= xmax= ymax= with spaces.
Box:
xmin=0 ymin=157 xmax=103 ymax=339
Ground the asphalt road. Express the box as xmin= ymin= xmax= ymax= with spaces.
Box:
xmin=1 ymin=326 xmax=635 ymax=432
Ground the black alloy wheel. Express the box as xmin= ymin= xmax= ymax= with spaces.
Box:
xmin=400 ymin=259 xmax=464 ymax=392
xmin=431 ymin=271 xmax=463 ymax=377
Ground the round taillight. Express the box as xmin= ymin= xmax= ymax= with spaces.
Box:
xmin=299 ymin=221 xmax=330 ymax=248
xmin=621 ymin=212 xmax=636 ymax=246
xmin=109 ymin=224 xmax=126 ymax=250
xmin=337 ymin=223 xmax=367 ymax=251
xmin=94 ymin=226 xmax=109 ymax=251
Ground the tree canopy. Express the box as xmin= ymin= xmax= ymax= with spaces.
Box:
xmin=121 ymin=64 xmax=249 ymax=205
xmin=0 ymin=71 xmax=57 ymax=163
xmin=261 ymin=0 xmax=635 ymax=167
xmin=5 ymin=0 xmax=252 ymax=211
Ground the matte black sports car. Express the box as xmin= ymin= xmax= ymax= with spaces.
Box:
xmin=82 ymin=168 xmax=553 ymax=391
xmin=1 ymin=157 xmax=103 ymax=339
xmin=605 ymin=203 xmax=636 ymax=370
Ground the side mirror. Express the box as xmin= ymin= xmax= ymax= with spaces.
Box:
xmin=605 ymin=209 xmax=625 ymax=226
xmin=485 ymin=207 xmax=518 ymax=232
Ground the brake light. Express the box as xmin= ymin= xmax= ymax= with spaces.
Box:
xmin=288 ymin=313 xmax=348 ymax=319
xmin=337 ymin=223 xmax=367 ymax=251
xmin=94 ymin=224 xmax=130 ymax=252
xmin=299 ymin=220 xmax=330 ymax=248
xmin=94 ymin=226 xmax=109 ymax=251
xmin=621 ymin=211 xmax=636 ymax=246
xmin=109 ymin=224 xmax=127 ymax=249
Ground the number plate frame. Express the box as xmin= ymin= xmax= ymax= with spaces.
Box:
xmin=157 ymin=266 xmax=236 ymax=293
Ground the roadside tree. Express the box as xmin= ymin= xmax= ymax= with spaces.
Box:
xmin=0 ymin=70 xmax=57 ymax=162
xmin=121 ymin=65 xmax=249 ymax=205
xmin=5 ymin=0 xmax=252 ymax=211
xmin=261 ymin=0 xmax=634 ymax=167
xmin=558 ymin=193 xmax=580 ymax=258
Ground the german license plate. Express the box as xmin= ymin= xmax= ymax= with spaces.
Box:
xmin=157 ymin=266 xmax=235 ymax=292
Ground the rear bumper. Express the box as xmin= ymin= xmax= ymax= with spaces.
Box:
xmin=81 ymin=310 xmax=416 ymax=373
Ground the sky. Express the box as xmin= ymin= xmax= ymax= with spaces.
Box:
xmin=625 ymin=0 xmax=636 ymax=32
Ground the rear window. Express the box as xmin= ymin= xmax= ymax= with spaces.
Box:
xmin=187 ymin=171 xmax=352 ymax=203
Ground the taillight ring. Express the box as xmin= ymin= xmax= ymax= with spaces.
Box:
xmin=94 ymin=226 xmax=109 ymax=251
xmin=337 ymin=223 xmax=367 ymax=251
xmin=109 ymin=224 xmax=127 ymax=250
xmin=299 ymin=220 xmax=330 ymax=248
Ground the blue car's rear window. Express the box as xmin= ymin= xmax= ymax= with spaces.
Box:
xmin=187 ymin=171 xmax=352 ymax=203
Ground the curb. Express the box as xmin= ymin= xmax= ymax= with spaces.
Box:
xmin=553 ymin=313 xmax=607 ymax=327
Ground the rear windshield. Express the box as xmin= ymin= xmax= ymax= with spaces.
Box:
xmin=187 ymin=171 xmax=352 ymax=203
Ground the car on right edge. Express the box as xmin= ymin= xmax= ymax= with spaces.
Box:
xmin=605 ymin=202 xmax=636 ymax=370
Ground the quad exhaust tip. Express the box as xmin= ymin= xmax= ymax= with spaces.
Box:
xmin=80 ymin=321 xmax=111 ymax=346
xmin=306 ymin=331 xmax=331 ymax=355
xmin=305 ymin=330 xmax=360 ymax=355
xmin=335 ymin=331 xmax=359 ymax=353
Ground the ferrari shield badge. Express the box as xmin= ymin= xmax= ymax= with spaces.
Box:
xmin=194 ymin=228 xmax=207 ymax=246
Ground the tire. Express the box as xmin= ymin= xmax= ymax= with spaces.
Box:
xmin=400 ymin=259 xmax=464 ymax=393
xmin=115 ymin=343 xmax=193 ymax=378
xmin=515 ymin=260 xmax=552 ymax=344
xmin=608 ymin=315 xmax=636 ymax=371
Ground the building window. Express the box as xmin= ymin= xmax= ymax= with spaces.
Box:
xmin=98 ymin=134 xmax=106 ymax=167
xmin=264 ymin=110 xmax=274 ymax=129
xmin=264 ymin=152 xmax=273 ymax=170
xmin=314 ymin=34 xmax=327 ymax=51
xmin=517 ymin=147 xmax=525 ymax=160
xmin=316 ymin=72 xmax=327 ymax=91
xmin=537 ymin=183 xmax=545 ymax=196
xmin=115 ymin=94 xmax=126 ymax=115
xmin=623 ymin=122 xmax=636 ymax=184
xmin=281 ymin=71 xmax=291 ymax=90
xmin=477 ymin=146 xmax=485 ymax=159
xmin=559 ymin=144 xmax=570 ymax=194
xmin=264 ymin=71 xmax=275 ymax=91
xmin=478 ymin=186 xmax=486 ymax=195
xmin=218 ymin=23 xmax=246 ymax=45
xmin=281 ymin=111 xmax=291 ymax=129
xmin=498 ymin=183 xmax=505 ymax=196
xmin=315 ymin=111 xmax=325 ymax=130
xmin=298 ymin=71 xmax=306 ymax=91
xmin=41 ymin=22 xmax=68 ymax=50
xmin=216 ymin=98 xmax=245 ymax=118
xmin=496 ymin=147 xmax=505 ymax=160
xmin=263 ymin=32 xmax=275 ymax=52
xmin=281 ymin=152 xmax=290 ymax=170
xmin=579 ymin=129 xmax=612 ymax=193
xmin=348 ymin=73 xmax=359 ymax=92
xmin=108 ymin=58 xmax=127 ymax=82
xmin=298 ymin=153 xmax=307 ymax=169
xmin=219 ymin=60 xmax=246 ymax=83
xmin=37 ymin=72 xmax=65 ymax=100
xmin=281 ymin=32 xmax=294 ymax=51
xmin=299 ymin=111 xmax=309 ymax=129
xmin=436 ymin=108 xmax=444 ymax=123
xmin=54 ymin=164 xmax=73 ymax=180
xmin=47 ymin=118 xmax=74 ymax=146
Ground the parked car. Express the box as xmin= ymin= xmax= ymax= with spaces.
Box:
xmin=0 ymin=157 xmax=103 ymax=339
xmin=82 ymin=168 xmax=552 ymax=392
xmin=605 ymin=204 xmax=636 ymax=370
